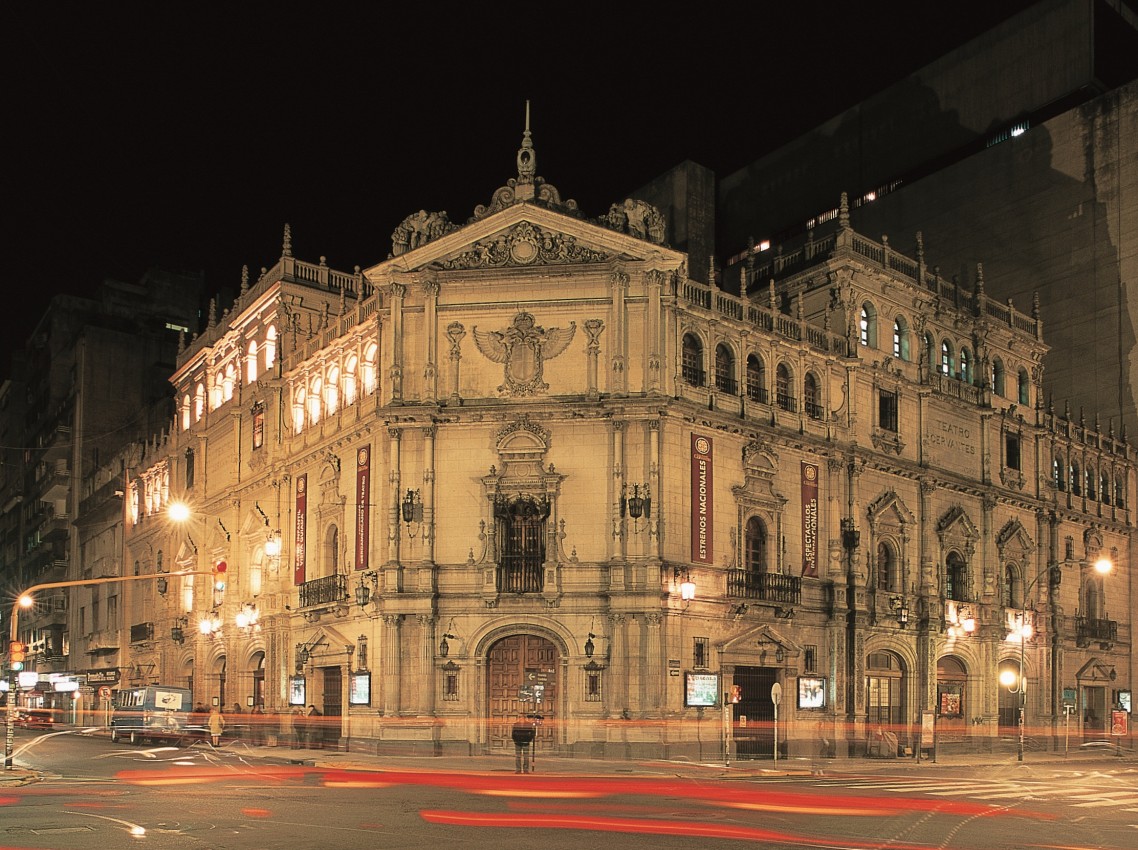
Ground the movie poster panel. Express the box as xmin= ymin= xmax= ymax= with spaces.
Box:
xmin=294 ymin=474 xmax=307 ymax=585
xmin=801 ymin=461 xmax=819 ymax=577
xmin=355 ymin=446 xmax=370 ymax=571
xmin=691 ymin=435 xmax=713 ymax=564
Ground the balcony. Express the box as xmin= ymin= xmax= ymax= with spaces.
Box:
xmin=298 ymin=573 xmax=348 ymax=609
xmin=727 ymin=570 xmax=802 ymax=604
xmin=42 ymin=459 xmax=71 ymax=500
xmin=130 ymin=622 xmax=154 ymax=643
xmin=1076 ymin=616 xmax=1118 ymax=647
xmin=497 ymin=558 xmax=544 ymax=593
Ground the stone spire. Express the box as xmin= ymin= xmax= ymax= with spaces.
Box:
xmin=838 ymin=192 xmax=850 ymax=230
xmin=516 ymin=100 xmax=536 ymax=188
xmin=240 ymin=265 xmax=249 ymax=295
xmin=282 ymin=223 xmax=292 ymax=258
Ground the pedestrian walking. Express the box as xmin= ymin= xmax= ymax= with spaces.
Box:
xmin=306 ymin=705 xmax=323 ymax=748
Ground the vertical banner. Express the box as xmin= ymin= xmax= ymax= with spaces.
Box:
xmin=355 ymin=446 xmax=371 ymax=571
xmin=690 ymin=434 xmax=713 ymax=564
xmin=801 ymin=461 xmax=819 ymax=577
xmin=294 ymin=473 xmax=307 ymax=585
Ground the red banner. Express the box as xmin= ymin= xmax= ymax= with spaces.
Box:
xmin=801 ymin=461 xmax=819 ymax=577
xmin=294 ymin=474 xmax=307 ymax=585
xmin=691 ymin=434 xmax=713 ymax=564
xmin=355 ymin=446 xmax=370 ymax=571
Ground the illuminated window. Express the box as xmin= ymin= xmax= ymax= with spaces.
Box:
xmin=714 ymin=344 xmax=736 ymax=394
xmin=265 ymin=325 xmax=277 ymax=371
xmin=194 ymin=383 xmax=205 ymax=421
xmin=775 ymin=363 xmax=795 ymax=411
xmin=991 ymin=358 xmax=1005 ymax=396
xmin=182 ymin=394 xmax=191 ymax=431
xmin=362 ymin=343 xmax=378 ymax=395
xmin=1054 ymin=454 xmax=1066 ymax=490
xmin=223 ymin=363 xmax=235 ymax=402
xmin=893 ymin=316 xmax=910 ymax=360
xmin=344 ymin=355 xmax=358 ymax=406
xmin=940 ymin=340 xmax=954 ymax=376
xmin=308 ymin=377 xmax=322 ymax=425
xmin=246 ymin=340 xmax=259 ymax=383
xmin=945 ymin=552 xmax=967 ymax=602
xmin=326 ymin=366 xmax=340 ymax=415
xmin=959 ymin=348 xmax=971 ymax=384
xmin=859 ymin=303 xmax=877 ymax=347
xmin=293 ymin=386 xmax=306 ymax=434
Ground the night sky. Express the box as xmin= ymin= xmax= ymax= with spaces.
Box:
xmin=4 ymin=2 xmax=1039 ymax=374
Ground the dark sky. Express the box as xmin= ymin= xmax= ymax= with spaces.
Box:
xmin=4 ymin=1 xmax=1038 ymax=374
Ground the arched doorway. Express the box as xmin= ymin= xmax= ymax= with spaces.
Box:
xmin=997 ymin=659 xmax=1022 ymax=733
xmin=486 ymin=634 xmax=558 ymax=751
xmin=936 ymin=655 xmax=968 ymax=740
xmin=867 ymin=651 xmax=907 ymax=752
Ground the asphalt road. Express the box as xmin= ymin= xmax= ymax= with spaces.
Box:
xmin=3 ymin=728 xmax=1136 ymax=849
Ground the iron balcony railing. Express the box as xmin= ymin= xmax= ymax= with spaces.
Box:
xmin=727 ymin=570 xmax=802 ymax=603
xmin=1076 ymin=616 xmax=1118 ymax=644
xmin=497 ymin=559 xmax=544 ymax=593
xmin=299 ymin=573 xmax=348 ymax=608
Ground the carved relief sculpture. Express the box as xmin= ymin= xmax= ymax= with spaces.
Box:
xmin=473 ymin=312 xmax=577 ymax=396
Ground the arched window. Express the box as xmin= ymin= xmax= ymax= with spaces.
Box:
xmin=182 ymin=394 xmax=191 ymax=431
xmin=209 ymin=373 xmax=222 ymax=411
xmin=1083 ymin=572 xmax=1105 ymax=620
xmin=959 ymin=348 xmax=971 ymax=384
xmin=308 ymin=377 xmax=322 ymax=425
xmin=775 ymin=363 xmax=795 ymax=411
xmin=264 ymin=325 xmax=277 ymax=371
xmin=1054 ymin=454 xmax=1066 ymax=491
xmin=246 ymin=340 xmax=259 ymax=383
xmin=293 ymin=386 xmax=306 ymax=434
xmin=1115 ymin=471 xmax=1126 ymax=508
xmin=745 ymin=516 xmax=768 ymax=575
xmin=804 ymin=372 xmax=822 ymax=419
xmin=1071 ymin=460 xmax=1082 ymax=496
xmin=344 ymin=355 xmax=358 ymax=406
xmin=945 ymin=551 xmax=967 ymax=601
xmin=992 ymin=358 xmax=1005 ymax=396
xmin=362 ymin=343 xmax=378 ymax=395
xmin=859 ymin=303 xmax=878 ymax=348
xmin=223 ymin=363 xmax=236 ymax=402
xmin=1003 ymin=564 xmax=1022 ymax=609
xmin=714 ymin=343 xmax=736 ymax=394
xmin=867 ymin=651 xmax=905 ymax=727
xmin=682 ymin=333 xmax=704 ymax=386
xmin=1017 ymin=368 xmax=1030 ymax=405
xmin=194 ymin=383 xmax=205 ymax=422
xmin=325 ymin=366 xmax=340 ymax=415
xmin=937 ymin=656 xmax=967 ymax=720
xmin=940 ymin=340 xmax=954 ymax=376
xmin=893 ymin=316 xmax=910 ymax=361
xmin=923 ymin=332 xmax=935 ymax=369
xmin=1101 ymin=471 xmax=1111 ymax=506
xmin=877 ymin=541 xmax=896 ymax=592
xmin=1086 ymin=465 xmax=1096 ymax=500
xmin=745 ymin=354 xmax=766 ymax=403
xmin=324 ymin=524 xmax=339 ymax=576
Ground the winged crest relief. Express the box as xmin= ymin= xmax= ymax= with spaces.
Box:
xmin=472 ymin=312 xmax=576 ymax=396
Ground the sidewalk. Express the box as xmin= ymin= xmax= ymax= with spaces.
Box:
xmin=3 ymin=727 xmax=1133 ymax=786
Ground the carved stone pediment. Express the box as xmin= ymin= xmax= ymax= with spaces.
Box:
xmin=439 ymin=220 xmax=610 ymax=270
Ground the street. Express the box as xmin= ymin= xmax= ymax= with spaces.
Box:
xmin=2 ymin=728 xmax=1136 ymax=849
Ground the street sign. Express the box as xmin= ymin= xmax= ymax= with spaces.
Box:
xmin=98 ymin=686 xmax=112 ymax=700
xmin=771 ymin=682 xmax=782 ymax=706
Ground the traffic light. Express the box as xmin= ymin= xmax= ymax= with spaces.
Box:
xmin=8 ymin=640 xmax=26 ymax=672
xmin=213 ymin=560 xmax=228 ymax=592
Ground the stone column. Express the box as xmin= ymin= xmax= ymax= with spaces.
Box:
xmin=385 ymin=428 xmax=402 ymax=580
xmin=421 ymin=426 xmax=436 ymax=569
xmin=645 ymin=270 xmax=665 ymax=394
xmin=445 ymin=322 xmax=465 ymax=403
xmin=610 ymin=270 xmax=628 ymax=396
xmin=387 ymin=282 xmax=406 ymax=404
xmin=382 ymin=614 xmax=403 ymax=717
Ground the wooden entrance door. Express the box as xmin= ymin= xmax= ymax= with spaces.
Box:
xmin=320 ymin=666 xmax=342 ymax=748
xmin=733 ymin=666 xmax=776 ymax=758
xmin=487 ymin=635 xmax=558 ymax=750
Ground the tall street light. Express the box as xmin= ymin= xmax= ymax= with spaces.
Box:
xmin=1001 ymin=556 xmax=1112 ymax=762
xmin=5 ymin=570 xmax=213 ymax=769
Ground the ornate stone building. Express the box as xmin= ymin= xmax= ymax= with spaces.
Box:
xmin=93 ymin=127 xmax=1132 ymax=759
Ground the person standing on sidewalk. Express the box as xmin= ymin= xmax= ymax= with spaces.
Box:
xmin=511 ymin=714 xmax=536 ymax=773
xmin=207 ymin=707 xmax=225 ymax=747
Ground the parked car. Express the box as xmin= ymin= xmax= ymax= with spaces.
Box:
xmin=15 ymin=709 xmax=54 ymax=729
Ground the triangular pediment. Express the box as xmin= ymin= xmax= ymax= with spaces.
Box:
xmin=719 ymin=623 xmax=799 ymax=658
xmin=365 ymin=201 xmax=683 ymax=278
xmin=1075 ymin=658 xmax=1116 ymax=682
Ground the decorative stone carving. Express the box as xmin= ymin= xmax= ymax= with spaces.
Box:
xmin=440 ymin=221 xmax=608 ymax=270
xmin=473 ymin=312 xmax=576 ymax=396
xmin=391 ymin=210 xmax=458 ymax=256
xmin=599 ymin=199 xmax=666 ymax=244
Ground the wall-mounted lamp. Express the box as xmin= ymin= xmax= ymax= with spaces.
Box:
xmin=674 ymin=568 xmax=696 ymax=601
xmin=264 ymin=531 xmax=282 ymax=558
xmin=841 ymin=517 xmax=860 ymax=550
xmin=235 ymin=603 xmax=259 ymax=631
xmin=296 ymin=635 xmax=325 ymax=670
xmin=889 ymin=595 xmax=910 ymax=627
xmin=401 ymin=489 xmax=423 ymax=537
xmin=355 ymin=573 xmax=376 ymax=607
xmin=198 ymin=614 xmax=221 ymax=636
xmin=731 ymin=603 xmax=749 ymax=619
xmin=774 ymin=606 xmax=795 ymax=619
xmin=157 ymin=576 xmax=168 ymax=595
xmin=584 ymin=633 xmax=596 ymax=658
xmin=439 ymin=631 xmax=456 ymax=658
xmin=171 ymin=617 xmax=188 ymax=644
xmin=620 ymin=483 xmax=652 ymax=531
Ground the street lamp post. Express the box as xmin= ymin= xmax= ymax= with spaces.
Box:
xmin=1003 ymin=556 xmax=1112 ymax=762
xmin=5 ymin=569 xmax=213 ymax=770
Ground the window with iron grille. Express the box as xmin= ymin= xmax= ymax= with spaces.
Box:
xmin=681 ymin=334 xmax=704 ymax=387
xmin=495 ymin=495 xmax=550 ymax=593
xmin=693 ymin=637 xmax=709 ymax=669
xmin=879 ymin=389 xmax=898 ymax=432
xmin=714 ymin=345 xmax=737 ymax=394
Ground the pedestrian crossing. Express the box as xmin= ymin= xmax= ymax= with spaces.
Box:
xmin=807 ymin=778 xmax=1138 ymax=814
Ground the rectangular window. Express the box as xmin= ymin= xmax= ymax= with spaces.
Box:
xmin=693 ymin=637 xmax=709 ymax=669
xmin=879 ymin=390 xmax=898 ymax=432
xmin=1005 ymin=434 xmax=1021 ymax=470
xmin=585 ymin=670 xmax=602 ymax=702
xmin=804 ymin=645 xmax=817 ymax=674
xmin=185 ymin=449 xmax=195 ymax=489
xmin=443 ymin=672 xmax=459 ymax=701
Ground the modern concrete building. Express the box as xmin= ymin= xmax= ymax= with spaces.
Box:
xmin=92 ymin=131 xmax=1131 ymax=759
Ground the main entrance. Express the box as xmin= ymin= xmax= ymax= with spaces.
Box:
xmin=487 ymin=634 xmax=558 ymax=751
xmin=733 ymin=665 xmax=777 ymax=759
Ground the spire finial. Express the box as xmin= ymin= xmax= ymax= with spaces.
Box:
xmin=208 ymin=297 xmax=217 ymax=327
xmin=240 ymin=265 xmax=249 ymax=295
xmin=516 ymin=100 xmax=536 ymax=184
xmin=839 ymin=192 xmax=850 ymax=229
xmin=916 ymin=231 xmax=925 ymax=264
xmin=282 ymin=223 xmax=292 ymax=258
